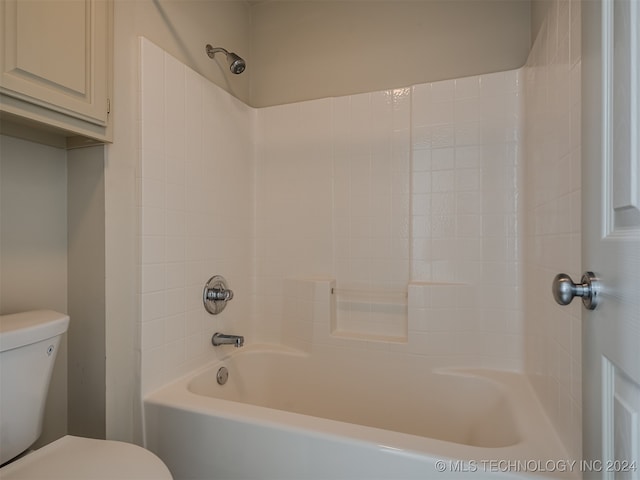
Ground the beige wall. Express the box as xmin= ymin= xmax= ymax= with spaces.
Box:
xmin=249 ymin=0 xmax=531 ymax=107
xmin=530 ymin=0 xmax=552 ymax=41
xmin=120 ymin=0 xmax=252 ymax=104
xmin=67 ymin=147 xmax=106 ymax=439
xmin=0 ymin=134 xmax=68 ymax=448
xmin=108 ymin=1 xmax=532 ymax=108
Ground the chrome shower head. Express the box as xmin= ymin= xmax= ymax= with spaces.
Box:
xmin=226 ymin=52 xmax=246 ymax=75
xmin=206 ymin=45 xmax=246 ymax=74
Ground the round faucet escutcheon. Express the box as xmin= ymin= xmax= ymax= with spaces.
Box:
xmin=203 ymin=275 xmax=234 ymax=315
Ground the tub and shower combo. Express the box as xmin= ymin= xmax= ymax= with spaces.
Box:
xmin=139 ymin=37 xmax=573 ymax=480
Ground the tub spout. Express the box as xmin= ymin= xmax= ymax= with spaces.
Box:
xmin=212 ymin=332 xmax=244 ymax=347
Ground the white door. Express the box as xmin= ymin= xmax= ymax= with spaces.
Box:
xmin=581 ymin=0 xmax=640 ymax=477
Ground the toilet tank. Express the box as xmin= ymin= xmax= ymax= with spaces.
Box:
xmin=0 ymin=310 xmax=69 ymax=465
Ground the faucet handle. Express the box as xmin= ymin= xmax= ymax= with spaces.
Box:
xmin=206 ymin=288 xmax=233 ymax=302
xmin=203 ymin=275 xmax=234 ymax=314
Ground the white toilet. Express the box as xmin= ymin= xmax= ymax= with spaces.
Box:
xmin=0 ymin=310 xmax=172 ymax=479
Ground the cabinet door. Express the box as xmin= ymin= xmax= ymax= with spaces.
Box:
xmin=0 ymin=0 xmax=109 ymax=126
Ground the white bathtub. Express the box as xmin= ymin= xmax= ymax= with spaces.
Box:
xmin=144 ymin=344 xmax=575 ymax=480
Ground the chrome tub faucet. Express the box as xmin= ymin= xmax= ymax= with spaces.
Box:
xmin=211 ymin=332 xmax=244 ymax=348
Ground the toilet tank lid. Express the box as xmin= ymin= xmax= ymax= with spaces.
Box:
xmin=0 ymin=310 xmax=69 ymax=353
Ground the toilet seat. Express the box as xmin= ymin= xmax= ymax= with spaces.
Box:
xmin=0 ymin=435 xmax=172 ymax=479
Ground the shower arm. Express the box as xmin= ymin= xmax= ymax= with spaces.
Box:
xmin=206 ymin=45 xmax=229 ymax=58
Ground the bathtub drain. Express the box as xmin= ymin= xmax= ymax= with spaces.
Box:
xmin=217 ymin=366 xmax=229 ymax=385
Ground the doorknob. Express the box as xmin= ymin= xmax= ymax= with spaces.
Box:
xmin=552 ymin=272 xmax=600 ymax=310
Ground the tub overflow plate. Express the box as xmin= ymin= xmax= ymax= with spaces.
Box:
xmin=217 ymin=366 xmax=229 ymax=385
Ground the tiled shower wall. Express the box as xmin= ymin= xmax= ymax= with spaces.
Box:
xmin=253 ymin=90 xmax=413 ymax=343
xmin=523 ymin=0 xmax=582 ymax=461
xmin=138 ymin=38 xmax=525 ymax=393
xmin=138 ymin=39 xmax=254 ymax=394
xmin=254 ymin=70 xmax=524 ymax=369
xmin=409 ymin=72 xmax=524 ymax=369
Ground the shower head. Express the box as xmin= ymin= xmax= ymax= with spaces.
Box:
xmin=206 ymin=45 xmax=246 ymax=74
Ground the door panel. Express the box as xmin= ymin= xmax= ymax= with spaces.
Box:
xmin=583 ymin=0 xmax=640 ymax=477
xmin=606 ymin=0 xmax=640 ymax=231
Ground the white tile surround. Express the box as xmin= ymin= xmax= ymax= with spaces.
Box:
xmin=523 ymin=0 xmax=582 ymax=461
xmin=139 ymin=16 xmax=581 ymax=459
xmin=139 ymin=37 xmax=524 ymax=392
xmin=254 ymin=70 xmax=524 ymax=369
xmin=138 ymin=39 xmax=254 ymax=393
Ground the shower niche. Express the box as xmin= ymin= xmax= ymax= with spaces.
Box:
xmin=281 ymin=277 xmax=478 ymax=350
xmin=281 ymin=277 xmax=409 ymax=347
xmin=330 ymin=285 xmax=408 ymax=342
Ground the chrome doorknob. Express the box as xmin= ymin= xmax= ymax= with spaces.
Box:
xmin=552 ymin=272 xmax=600 ymax=310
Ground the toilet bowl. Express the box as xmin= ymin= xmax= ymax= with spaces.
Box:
xmin=0 ymin=435 xmax=172 ymax=479
xmin=0 ymin=310 xmax=172 ymax=479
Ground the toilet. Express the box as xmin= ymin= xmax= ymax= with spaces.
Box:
xmin=0 ymin=310 xmax=172 ymax=479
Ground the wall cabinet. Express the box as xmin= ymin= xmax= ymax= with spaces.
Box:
xmin=0 ymin=0 xmax=112 ymax=146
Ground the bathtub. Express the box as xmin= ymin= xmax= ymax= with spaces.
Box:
xmin=144 ymin=344 xmax=575 ymax=480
